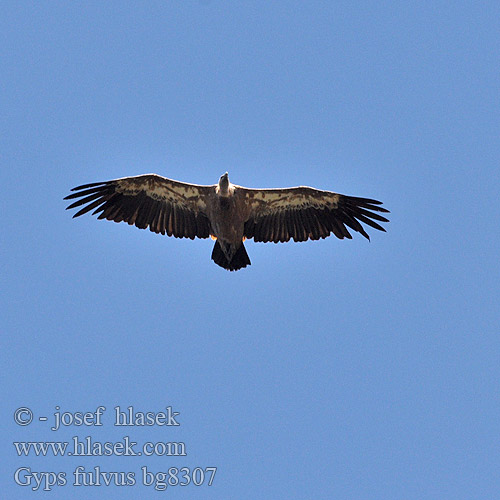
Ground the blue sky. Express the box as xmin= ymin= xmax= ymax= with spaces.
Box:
xmin=2 ymin=1 xmax=499 ymax=498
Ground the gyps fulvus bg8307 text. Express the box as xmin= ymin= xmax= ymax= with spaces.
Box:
xmin=65 ymin=173 xmax=389 ymax=271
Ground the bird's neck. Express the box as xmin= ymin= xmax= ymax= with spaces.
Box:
xmin=217 ymin=180 xmax=233 ymax=197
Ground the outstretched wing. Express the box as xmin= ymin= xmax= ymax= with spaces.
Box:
xmin=241 ymin=186 xmax=389 ymax=243
xmin=64 ymin=174 xmax=213 ymax=239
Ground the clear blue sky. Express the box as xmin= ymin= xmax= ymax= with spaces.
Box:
xmin=2 ymin=1 xmax=499 ymax=498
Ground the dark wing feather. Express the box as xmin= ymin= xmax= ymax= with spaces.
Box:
xmin=64 ymin=174 xmax=213 ymax=239
xmin=240 ymin=186 xmax=389 ymax=243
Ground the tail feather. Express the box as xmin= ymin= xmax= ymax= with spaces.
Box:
xmin=211 ymin=241 xmax=251 ymax=271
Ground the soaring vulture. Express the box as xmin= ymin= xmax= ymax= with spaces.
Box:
xmin=65 ymin=172 xmax=389 ymax=271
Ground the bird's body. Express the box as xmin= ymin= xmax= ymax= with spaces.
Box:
xmin=65 ymin=172 xmax=389 ymax=271
xmin=205 ymin=174 xmax=251 ymax=266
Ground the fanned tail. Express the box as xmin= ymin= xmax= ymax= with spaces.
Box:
xmin=211 ymin=241 xmax=251 ymax=271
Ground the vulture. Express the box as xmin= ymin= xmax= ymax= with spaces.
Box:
xmin=65 ymin=172 xmax=389 ymax=271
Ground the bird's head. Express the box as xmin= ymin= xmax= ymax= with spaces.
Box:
xmin=218 ymin=172 xmax=230 ymax=193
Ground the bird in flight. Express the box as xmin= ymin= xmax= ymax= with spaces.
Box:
xmin=65 ymin=172 xmax=389 ymax=271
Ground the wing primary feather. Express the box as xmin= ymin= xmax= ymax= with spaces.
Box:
xmin=273 ymin=213 xmax=280 ymax=242
xmin=69 ymin=181 xmax=110 ymax=192
xmin=145 ymin=199 xmax=160 ymax=229
xmin=272 ymin=213 xmax=280 ymax=243
xmin=348 ymin=198 xmax=390 ymax=213
xmin=149 ymin=204 xmax=162 ymax=233
xmin=144 ymin=198 xmax=156 ymax=228
xmin=91 ymin=192 xmax=122 ymax=216
xmin=345 ymin=195 xmax=385 ymax=206
xmin=261 ymin=216 xmax=270 ymax=242
xmin=316 ymin=210 xmax=331 ymax=238
xmin=176 ymin=206 xmax=185 ymax=237
xmin=339 ymin=212 xmax=369 ymax=239
xmin=133 ymin=198 xmax=146 ymax=228
xmin=99 ymin=194 xmax=125 ymax=220
xmin=64 ymin=185 xmax=109 ymax=200
xmin=243 ymin=218 xmax=255 ymax=239
xmin=293 ymin=210 xmax=307 ymax=241
xmin=66 ymin=192 xmax=104 ymax=210
xmin=280 ymin=211 xmax=289 ymax=242
xmin=353 ymin=206 xmax=390 ymax=222
xmin=335 ymin=218 xmax=352 ymax=239
xmin=277 ymin=212 xmax=285 ymax=243
xmin=73 ymin=198 xmax=107 ymax=218
xmin=183 ymin=211 xmax=192 ymax=238
xmin=104 ymin=203 xmax=125 ymax=222
xmin=251 ymin=218 xmax=261 ymax=241
xmin=171 ymin=205 xmax=179 ymax=236
xmin=329 ymin=218 xmax=345 ymax=239
xmin=186 ymin=212 xmax=196 ymax=239
xmin=349 ymin=212 xmax=387 ymax=232
xmin=273 ymin=213 xmax=281 ymax=242
xmin=121 ymin=196 xmax=139 ymax=221
xmin=157 ymin=206 xmax=166 ymax=235
xmin=195 ymin=212 xmax=208 ymax=238
xmin=287 ymin=210 xmax=297 ymax=241
xmin=260 ymin=215 xmax=271 ymax=242
xmin=166 ymin=206 xmax=174 ymax=236
xmin=267 ymin=215 xmax=275 ymax=242
xmin=284 ymin=212 xmax=294 ymax=242
xmin=306 ymin=208 xmax=320 ymax=240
